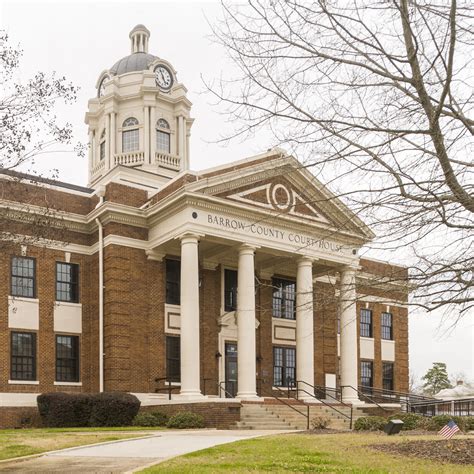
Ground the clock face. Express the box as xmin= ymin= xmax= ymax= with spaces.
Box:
xmin=155 ymin=65 xmax=173 ymax=90
xmin=98 ymin=77 xmax=108 ymax=98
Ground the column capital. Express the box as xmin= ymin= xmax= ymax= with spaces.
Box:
xmin=238 ymin=243 xmax=259 ymax=255
xmin=176 ymin=232 xmax=203 ymax=244
xmin=340 ymin=263 xmax=361 ymax=274
xmin=296 ymin=256 xmax=316 ymax=266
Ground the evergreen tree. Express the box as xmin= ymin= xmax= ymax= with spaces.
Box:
xmin=421 ymin=363 xmax=452 ymax=395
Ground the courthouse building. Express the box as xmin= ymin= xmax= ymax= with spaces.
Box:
xmin=0 ymin=26 xmax=409 ymax=406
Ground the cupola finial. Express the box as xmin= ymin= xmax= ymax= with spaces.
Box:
xmin=129 ymin=24 xmax=150 ymax=54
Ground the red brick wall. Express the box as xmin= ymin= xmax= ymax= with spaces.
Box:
xmin=141 ymin=402 xmax=241 ymax=429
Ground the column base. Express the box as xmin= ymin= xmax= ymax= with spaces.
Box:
xmin=178 ymin=390 xmax=205 ymax=400
xmin=236 ymin=392 xmax=261 ymax=400
xmin=342 ymin=397 xmax=364 ymax=406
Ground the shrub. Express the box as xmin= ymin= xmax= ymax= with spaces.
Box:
xmin=133 ymin=411 xmax=169 ymax=427
xmin=37 ymin=392 xmax=140 ymax=428
xmin=37 ymin=393 xmax=92 ymax=428
xmin=89 ymin=392 xmax=141 ymax=427
xmin=465 ymin=417 xmax=474 ymax=431
xmin=388 ymin=412 xmax=425 ymax=431
xmin=166 ymin=411 xmax=205 ymax=429
xmin=353 ymin=416 xmax=387 ymax=431
xmin=311 ymin=416 xmax=331 ymax=430
xmin=425 ymin=415 xmax=466 ymax=432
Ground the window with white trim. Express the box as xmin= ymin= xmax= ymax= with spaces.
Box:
xmin=122 ymin=117 xmax=139 ymax=152
xmin=156 ymin=118 xmax=170 ymax=153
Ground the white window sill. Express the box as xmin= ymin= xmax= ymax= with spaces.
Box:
xmin=360 ymin=336 xmax=375 ymax=341
xmin=162 ymin=382 xmax=181 ymax=386
xmin=54 ymin=301 xmax=82 ymax=308
xmin=8 ymin=296 xmax=39 ymax=303
xmin=54 ymin=381 xmax=82 ymax=386
xmin=9 ymin=380 xmax=39 ymax=385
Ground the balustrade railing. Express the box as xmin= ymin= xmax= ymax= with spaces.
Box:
xmin=91 ymin=159 xmax=105 ymax=176
xmin=155 ymin=152 xmax=181 ymax=170
xmin=114 ymin=151 xmax=145 ymax=166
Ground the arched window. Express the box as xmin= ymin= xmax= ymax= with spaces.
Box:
xmin=156 ymin=118 xmax=170 ymax=153
xmin=99 ymin=129 xmax=106 ymax=161
xmin=122 ymin=117 xmax=139 ymax=152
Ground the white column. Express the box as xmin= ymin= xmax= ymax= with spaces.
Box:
xmin=105 ymin=113 xmax=111 ymax=170
xmin=339 ymin=265 xmax=360 ymax=404
xmin=144 ymin=106 xmax=150 ymax=164
xmin=110 ymin=112 xmax=116 ymax=161
xmin=150 ymin=106 xmax=156 ymax=164
xmin=179 ymin=234 xmax=203 ymax=398
xmin=88 ymin=130 xmax=94 ymax=178
xmin=178 ymin=116 xmax=185 ymax=171
xmin=237 ymin=244 xmax=258 ymax=399
xmin=296 ymin=257 xmax=315 ymax=399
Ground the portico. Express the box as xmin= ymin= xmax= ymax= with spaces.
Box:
xmin=146 ymin=155 xmax=371 ymax=404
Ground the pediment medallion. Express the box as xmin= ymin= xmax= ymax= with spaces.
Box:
xmin=225 ymin=182 xmax=330 ymax=224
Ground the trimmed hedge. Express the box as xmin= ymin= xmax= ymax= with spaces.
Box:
xmin=353 ymin=416 xmax=387 ymax=431
xmin=388 ymin=412 xmax=425 ymax=431
xmin=425 ymin=415 xmax=466 ymax=432
xmin=166 ymin=412 xmax=205 ymax=429
xmin=89 ymin=392 xmax=141 ymax=427
xmin=37 ymin=392 xmax=140 ymax=428
xmin=133 ymin=411 xmax=169 ymax=427
xmin=37 ymin=393 xmax=92 ymax=428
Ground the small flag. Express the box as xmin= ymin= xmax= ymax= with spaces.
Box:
xmin=438 ymin=419 xmax=460 ymax=439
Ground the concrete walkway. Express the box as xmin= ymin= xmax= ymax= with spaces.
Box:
xmin=0 ymin=429 xmax=292 ymax=473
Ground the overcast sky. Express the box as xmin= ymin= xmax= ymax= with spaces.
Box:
xmin=1 ymin=0 xmax=472 ymax=384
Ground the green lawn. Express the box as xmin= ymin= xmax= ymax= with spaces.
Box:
xmin=0 ymin=428 xmax=150 ymax=461
xmin=141 ymin=433 xmax=474 ymax=473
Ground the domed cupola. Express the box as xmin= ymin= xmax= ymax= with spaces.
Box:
xmin=110 ymin=25 xmax=158 ymax=75
xmin=85 ymin=25 xmax=194 ymax=190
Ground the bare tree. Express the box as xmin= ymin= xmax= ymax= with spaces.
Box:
xmin=208 ymin=0 xmax=473 ymax=317
xmin=0 ymin=31 xmax=80 ymax=246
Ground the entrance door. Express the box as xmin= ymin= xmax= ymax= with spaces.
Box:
xmin=225 ymin=342 xmax=238 ymax=398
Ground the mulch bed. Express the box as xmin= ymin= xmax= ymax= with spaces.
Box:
xmin=371 ymin=439 xmax=474 ymax=465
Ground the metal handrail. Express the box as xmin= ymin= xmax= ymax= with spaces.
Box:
xmin=218 ymin=381 xmax=236 ymax=399
xmin=272 ymin=386 xmax=310 ymax=430
xmin=154 ymin=377 xmax=180 ymax=400
xmin=358 ymin=386 xmax=435 ymax=403
xmin=295 ymin=381 xmax=354 ymax=430
xmin=340 ymin=385 xmax=389 ymax=412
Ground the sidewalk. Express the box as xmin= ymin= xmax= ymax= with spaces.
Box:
xmin=0 ymin=429 xmax=292 ymax=473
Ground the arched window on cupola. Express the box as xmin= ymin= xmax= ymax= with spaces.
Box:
xmin=122 ymin=117 xmax=139 ymax=152
xmin=156 ymin=118 xmax=170 ymax=154
xmin=99 ymin=129 xmax=106 ymax=161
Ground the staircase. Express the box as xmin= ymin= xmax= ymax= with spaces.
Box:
xmin=234 ymin=400 xmax=367 ymax=430
xmin=235 ymin=403 xmax=300 ymax=430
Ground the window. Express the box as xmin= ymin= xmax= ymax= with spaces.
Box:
xmin=166 ymin=259 xmax=180 ymax=305
xmin=383 ymin=362 xmax=394 ymax=391
xmin=360 ymin=360 xmax=373 ymax=392
xmin=360 ymin=308 xmax=373 ymax=338
xmin=99 ymin=129 xmax=106 ymax=161
xmin=56 ymin=263 xmax=79 ymax=303
xmin=273 ymin=346 xmax=296 ymax=387
xmin=381 ymin=312 xmax=393 ymax=340
xmin=272 ymin=278 xmax=296 ymax=319
xmin=224 ymin=269 xmax=237 ymax=312
xmin=166 ymin=336 xmax=180 ymax=382
xmin=156 ymin=119 xmax=170 ymax=153
xmin=56 ymin=335 xmax=79 ymax=382
xmin=11 ymin=332 xmax=36 ymax=381
xmin=11 ymin=257 xmax=35 ymax=298
xmin=122 ymin=117 xmax=139 ymax=152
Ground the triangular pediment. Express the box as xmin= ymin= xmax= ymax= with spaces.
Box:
xmin=224 ymin=181 xmax=330 ymax=224
xmin=185 ymin=151 xmax=374 ymax=241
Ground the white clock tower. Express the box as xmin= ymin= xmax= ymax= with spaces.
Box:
xmin=85 ymin=25 xmax=194 ymax=189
